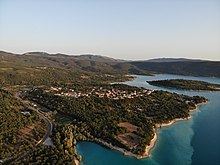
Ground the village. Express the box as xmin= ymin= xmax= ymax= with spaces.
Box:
xmin=45 ymin=86 xmax=154 ymax=100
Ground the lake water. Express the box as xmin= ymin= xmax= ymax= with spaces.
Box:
xmin=77 ymin=74 xmax=220 ymax=165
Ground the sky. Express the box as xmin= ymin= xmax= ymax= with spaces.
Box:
xmin=0 ymin=0 xmax=220 ymax=60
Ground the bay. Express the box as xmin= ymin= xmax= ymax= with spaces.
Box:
xmin=77 ymin=74 xmax=220 ymax=165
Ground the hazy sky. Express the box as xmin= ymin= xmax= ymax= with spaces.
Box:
xmin=0 ymin=0 xmax=220 ymax=60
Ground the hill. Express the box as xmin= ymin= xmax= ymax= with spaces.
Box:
xmin=23 ymin=51 xmax=124 ymax=63
xmin=145 ymin=58 xmax=204 ymax=62
xmin=0 ymin=51 xmax=151 ymax=86
xmin=130 ymin=61 xmax=220 ymax=77
xmin=1 ymin=51 xmax=220 ymax=84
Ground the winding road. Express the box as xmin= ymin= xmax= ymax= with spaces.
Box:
xmin=2 ymin=92 xmax=54 ymax=164
xmin=15 ymin=92 xmax=53 ymax=145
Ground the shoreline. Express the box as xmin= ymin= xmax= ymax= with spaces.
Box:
xmin=74 ymin=160 xmax=79 ymax=165
xmin=189 ymin=100 xmax=208 ymax=112
xmin=94 ymin=139 xmax=140 ymax=159
xmin=93 ymin=116 xmax=193 ymax=159
xmin=141 ymin=130 xmax=158 ymax=158
xmin=141 ymin=100 xmax=208 ymax=158
xmin=141 ymin=116 xmax=192 ymax=159
xmin=80 ymin=100 xmax=208 ymax=161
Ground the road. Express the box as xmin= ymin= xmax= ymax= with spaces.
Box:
xmin=3 ymin=92 xmax=54 ymax=163
xmin=15 ymin=92 xmax=53 ymax=145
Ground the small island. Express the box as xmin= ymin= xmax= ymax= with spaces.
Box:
xmin=147 ymin=79 xmax=220 ymax=91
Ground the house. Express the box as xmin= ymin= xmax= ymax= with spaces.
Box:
xmin=21 ymin=111 xmax=31 ymax=115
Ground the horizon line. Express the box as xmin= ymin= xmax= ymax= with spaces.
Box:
xmin=0 ymin=49 xmax=219 ymax=62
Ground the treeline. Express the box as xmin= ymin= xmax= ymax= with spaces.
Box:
xmin=147 ymin=79 xmax=220 ymax=91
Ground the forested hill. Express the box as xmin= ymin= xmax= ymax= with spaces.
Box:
xmin=129 ymin=61 xmax=220 ymax=77
xmin=1 ymin=51 xmax=220 ymax=78
xmin=0 ymin=51 xmax=149 ymax=76
xmin=147 ymin=79 xmax=220 ymax=91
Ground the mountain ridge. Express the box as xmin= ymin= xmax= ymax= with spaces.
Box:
xmin=1 ymin=50 xmax=216 ymax=62
xmin=1 ymin=50 xmax=220 ymax=78
xmin=22 ymin=51 xmax=125 ymax=63
xmin=144 ymin=57 xmax=206 ymax=62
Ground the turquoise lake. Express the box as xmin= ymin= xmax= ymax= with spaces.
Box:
xmin=77 ymin=74 xmax=220 ymax=165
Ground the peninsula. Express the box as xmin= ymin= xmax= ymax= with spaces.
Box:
xmin=23 ymin=83 xmax=207 ymax=159
xmin=147 ymin=79 xmax=220 ymax=91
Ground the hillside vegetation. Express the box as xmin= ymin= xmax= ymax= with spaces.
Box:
xmin=147 ymin=79 xmax=220 ymax=91
xmin=0 ymin=51 xmax=149 ymax=86
xmin=1 ymin=51 xmax=220 ymax=83
xmin=0 ymin=89 xmax=46 ymax=160
xmin=130 ymin=61 xmax=220 ymax=77
xmin=24 ymin=84 xmax=207 ymax=155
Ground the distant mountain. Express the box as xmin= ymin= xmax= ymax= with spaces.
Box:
xmin=74 ymin=54 xmax=125 ymax=63
xmin=145 ymin=58 xmax=205 ymax=62
xmin=23 ymin=52 xmax=50 ymax=56
xmin=23 ymin=52 xmax=124 ymax=63
xmin=0 ymin=50 xmax=150 ymax=76
xmin=130 ymin=61 xmax=220 ymax=77
xmin=1 ymin=50 xmax=220 ymax=77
